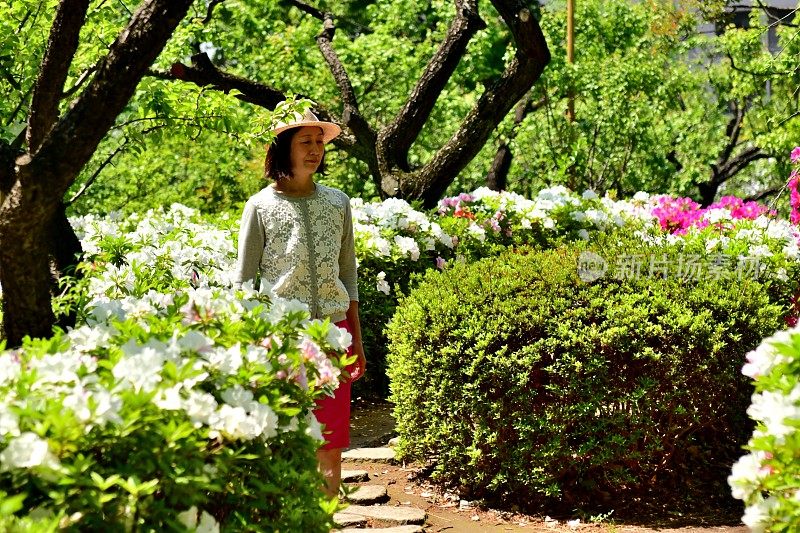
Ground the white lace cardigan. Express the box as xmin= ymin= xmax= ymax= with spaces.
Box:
xmin=234 ymin=183 xmax=359 ymax=322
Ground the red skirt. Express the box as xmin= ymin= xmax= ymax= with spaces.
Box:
xmin=313 ymin=319 xmax=356 ymax=450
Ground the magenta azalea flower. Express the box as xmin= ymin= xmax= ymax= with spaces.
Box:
xmin=789 ymin=172 xmax=800 ymax=225
xmin=650 ymin=194 xmax=772 ymax=234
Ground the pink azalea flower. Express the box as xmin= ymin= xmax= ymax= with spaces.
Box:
xmin=650 ymin=194 xmax=772 ymax=234
xmin=791 ymin=146 xmax=800 ymax=163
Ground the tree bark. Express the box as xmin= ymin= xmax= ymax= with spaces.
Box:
xmin=487 ymin=145 xmax=512 ymax=191
xmin=314 ymin=12 xmax=381 ymax=188
xmin=26 ymin=0 xmax=91 ymax=153
xmin=165 ymin=53 xmax=288 ymax=111
xmin=50 ymin=204 xmax=82 ymax=330
xmin=0 ymin=0 xmax=194 ymax=346
xmin=696 ymin=99 xmax=771 ymax=206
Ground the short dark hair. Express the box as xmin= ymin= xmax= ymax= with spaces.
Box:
xmin=264 ymin=128 xmax=327 ymax=181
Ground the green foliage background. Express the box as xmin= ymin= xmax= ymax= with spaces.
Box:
xmin=4 ymin=0 xmax=797 ymax=217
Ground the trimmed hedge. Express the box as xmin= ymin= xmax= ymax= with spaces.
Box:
xmin=387 ymin=243 xmax=785 ymax=513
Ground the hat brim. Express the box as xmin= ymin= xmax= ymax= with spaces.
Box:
xmin=273 ymin=121 xmax=342 ymax=144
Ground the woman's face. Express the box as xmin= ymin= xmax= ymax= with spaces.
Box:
xmin=289 ymin=126 xmax=325 ymax=178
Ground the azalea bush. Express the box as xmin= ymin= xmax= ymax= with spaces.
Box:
xmin=727 ymin=150 xmax=800 ymax=532
xmin=387 ymin=242 xmax=786 ymax=514
xmin=728 ymin=326 xmax=800 ymax=532
xmin=0 ymin=206 xmax=349 ymax=531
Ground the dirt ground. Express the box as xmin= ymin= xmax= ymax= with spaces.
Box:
xmin=346 ymin=400 xmax=748 ymax=533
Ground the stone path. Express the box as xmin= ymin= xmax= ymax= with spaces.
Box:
xmin=333 ymin=446 xmax=427 ymax=533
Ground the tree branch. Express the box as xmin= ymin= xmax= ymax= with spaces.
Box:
xmin=0 ymin=63 xmax=21 ymax=91
xmin=718 ymin=146 xmax=771 ymax=179
xmin=203 ymin=0 xmax=225 ymax=24
xmin=62 ymin=64 xmax=98 ymax=98
xmin=317 ymin=14 xmax=357 ymax=113
xmin=725 ymin=51 xmax=797 ymax=77
xmin=396 ymin=0 xmax=550 ymax=205
xmin=15 ymin=0 xmax=195 ymax=209
xmin=67 ymin=141 xmax=129 ymax=206
xmin=0 ymin=140 xmax=15 ymax=197
xmin=280 ymin=0 xmax=373 ymax=35
xmin=746 ymin=184 xmax=783 ymax=202
xmin=5 ymin=84 xmax=33 ymax=127
xmin=753 ymin=0 xmax=799 ymax=28
xmin=282 ymin=0 xmax=324 ymax=19
xmin=377 ymin=0 xmax=487 ymax=174
xmin=315 ymin=11 xmax=379 ymax=180
xmin=26 ymin=0 xmax=91 ymax=153
xmin=157 ymin=53 xmax=288 ymax=110
xmin=486 ymin=92 xmax=546 ymax=191
xmin=151 ymin=54 xmax=365 ymax=154
xmin=719 ymin=99 xmax=744 ymax=166
xmin=701 ymin=145 xmax=772 ymax=205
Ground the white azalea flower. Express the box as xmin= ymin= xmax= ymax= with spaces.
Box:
xmin=0 ymin=433 xmax=60 ymax=471
xmin=0 ymin=404 xmax=20 ymax=438
xmin=306 ymin=413 xmax=324 ymax=443
xmin=376 ymin=271 xmax=391 ymax=295
xmin=205 ymin=344 xmax=243 ymax=375
xmin=742 ymin=495 xmax=779 ymax=533
xmin=394 ymin=236 xmax=420 ymax=261
xmin=220 ymin=385 xmax=254 ymax=409
xmin=183 ymin=391 xmax=218 ymax=427
xmin=728 ymin=451 xmax=769 ymax=500
xmin=326 ymin=323 xmax=353 ymax=351
xmin=746 ymin=387 xmax=800 ymax=443
xmin=467 ymin=224 xmax=486 ymax=242
xmin=113 ymin=346 xmax=165 ymax=392
xmin=0 ymin=354 xmax=21 ymax=386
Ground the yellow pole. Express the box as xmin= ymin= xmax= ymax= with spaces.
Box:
xmin=566 ymin=0 xmax=575 ymax=123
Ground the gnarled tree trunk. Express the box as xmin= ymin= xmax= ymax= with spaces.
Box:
xmin=0 ymin=0 xmax=194 ymax=345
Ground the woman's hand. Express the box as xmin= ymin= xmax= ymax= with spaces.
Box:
xmin=350 ymin=341 xmax=367 ymax=381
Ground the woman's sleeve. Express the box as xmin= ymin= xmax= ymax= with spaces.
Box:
xmin=234 ymin=199 xmax=265 ymax=287
xmin=338 ymin=197 xmax=359 ymax=302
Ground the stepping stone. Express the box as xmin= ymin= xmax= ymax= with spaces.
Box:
xmin=346 ymin=484 xmax=389 ymax=504
xmin=342 ymin=447 xmax=396 ymax=462
xmin=333 ymin=512 xmax=367 ymax=528
xmin=338 ymin=526 xmax=423 ymax=533
xmin=341 ymin=469 xmax=369 ymax=483
xmin=342 ymin=504 xmax=426 ymax=525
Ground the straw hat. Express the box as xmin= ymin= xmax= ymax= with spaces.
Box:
xmin=271 ymin=102 xmax=341 ymax=144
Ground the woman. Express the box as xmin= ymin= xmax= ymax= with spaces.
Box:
xmin=234 ymin=103 xmax=367 ymax=498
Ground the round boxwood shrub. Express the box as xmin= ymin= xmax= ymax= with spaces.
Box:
xmin=386 ymin=243 xmax=786 ymax=514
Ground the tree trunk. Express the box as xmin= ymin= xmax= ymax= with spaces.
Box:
xmin=487 ymin=145 xmax=512 ymax=191
xmin=698 ymin=179 xmax=719 ymax=207
xmin=0 ymin=0 xmax=194 ymax=345
xmin=50 ymin=202 xmax=83 ymax=330
xmin=0 ymin=182 xmax=56 ymax=343
xmin=485 ymin=93 xmax=542 ymax=191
